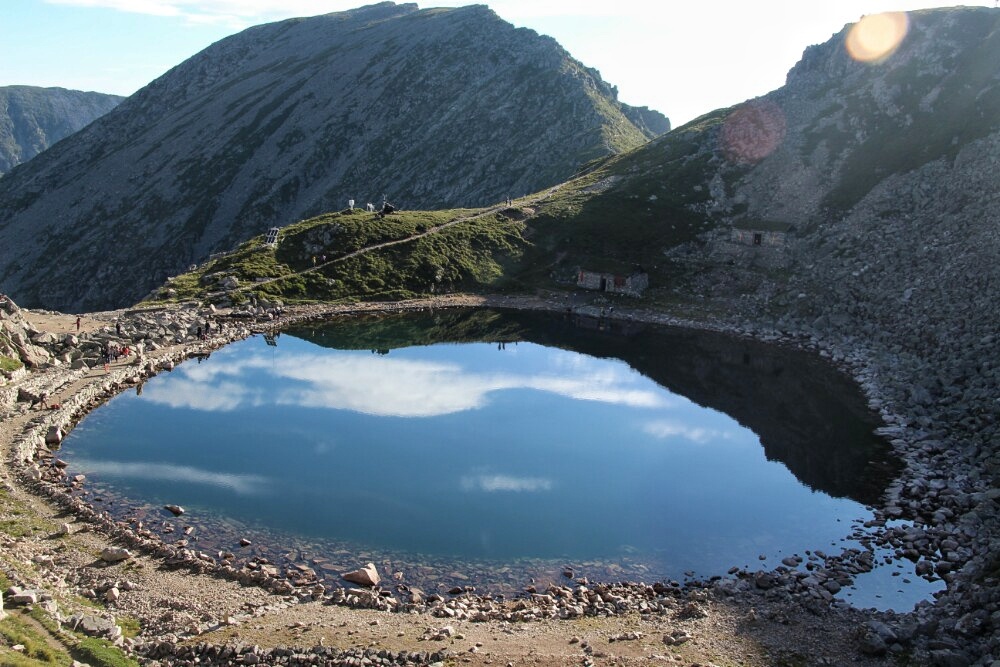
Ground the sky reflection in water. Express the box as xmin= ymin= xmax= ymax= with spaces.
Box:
xmin=60 ymin=313 xmax=935 ymax=606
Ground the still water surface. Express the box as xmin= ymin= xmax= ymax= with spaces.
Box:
xmin=60 ymin=309 xmax=937 ymax=608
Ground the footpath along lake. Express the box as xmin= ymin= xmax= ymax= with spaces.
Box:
xmin=59 ymin=308 xmax=941 ymax=609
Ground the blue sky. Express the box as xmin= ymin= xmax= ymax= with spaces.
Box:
xmin=1 ymin=1 xmax=992 ymax=126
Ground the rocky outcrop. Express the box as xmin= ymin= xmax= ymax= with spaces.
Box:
xmin=0 ymin=2 xmax=666 ymax=313
xmin=1 ymin=295 xmax=52 ymax=373
xmin=0 ymin=85 xmax=122 ymax=175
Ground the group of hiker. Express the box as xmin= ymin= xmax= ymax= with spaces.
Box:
xmin=101 ymin=341 xmax=132 ymax=372
xmin=196 ymin=319 xmax=223 ymax=340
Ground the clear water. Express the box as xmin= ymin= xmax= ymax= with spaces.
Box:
xmin=59 ymin=309 xmax=939 ymax=606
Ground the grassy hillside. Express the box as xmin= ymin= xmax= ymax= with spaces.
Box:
xmin=147 ymin=206 xmax=530 ymax=305
xmin=518 ymin=110 xmax=737 ymax=287
xmin=145 ymin=110 xmax=741 ymax=309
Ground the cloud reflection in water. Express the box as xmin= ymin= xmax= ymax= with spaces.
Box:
xmin=145 ymin=349 xmax=668 ymax=418
xmin=460 ymin=474 xmax=554 ymax=493
xmin=642 ymin=419 xmax=739 ymax=444
xmin=73 ymin=460 xmax=269 ymax=496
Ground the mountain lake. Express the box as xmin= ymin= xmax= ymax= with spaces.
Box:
xmin=58 ymin=308 xmax=943 ymax=611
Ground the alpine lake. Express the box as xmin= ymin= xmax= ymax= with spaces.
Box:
xmin=59 ymin=308 xmax=944 ymax=611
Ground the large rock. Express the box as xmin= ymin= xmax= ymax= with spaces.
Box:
xmin=100 ymin=547 xmax=132 ymax=563
xmin=69 ymin=613 xmax=122 ymax=640
xmin=45 ymin=426 xmax=63 ymax=445
xmin=342 ymin=562 xmax=381 ymax=588
xmin=14 ymin=340 xmax=49 ymax=368
xmin=5 ymin=586 xmax=41 ymax=605
xmin=164 ymin=504 xmax=185 ymax=516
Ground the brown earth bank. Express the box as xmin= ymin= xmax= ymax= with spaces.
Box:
xmin=0 ymin=294 xmax=992 ymax=666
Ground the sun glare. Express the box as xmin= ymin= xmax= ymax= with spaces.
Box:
xmin=845 ymin=11 xmax=910 ymax=63
xmin=720 ymin=100 xmax=787 ymax=164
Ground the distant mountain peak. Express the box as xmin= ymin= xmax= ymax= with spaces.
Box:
xmin=0 ymin=85 xmax=123 ymax=176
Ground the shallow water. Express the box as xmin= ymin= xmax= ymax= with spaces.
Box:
xmin=59 ymin=309 xmax=940 ymax=607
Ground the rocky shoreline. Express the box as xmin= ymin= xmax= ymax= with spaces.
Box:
xmin=1 ymin=293 xmax=996 ymax=666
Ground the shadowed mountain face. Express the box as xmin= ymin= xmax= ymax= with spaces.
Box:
xmin=287 ymin=308 xmax=898 ymax=505
xmin=0 ymin=2 xmax=667 ymax=313
xmin=0 ymin=86 xmax=123 ymax=175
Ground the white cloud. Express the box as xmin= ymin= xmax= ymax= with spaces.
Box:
xmin=460 ymin=473 xmax=553 ymax=493
xmin=73 ymin=459 xmax=269 ymax=495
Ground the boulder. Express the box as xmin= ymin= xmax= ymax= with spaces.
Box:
xmin=72 ymin=613 xmax=121 ymax=639
xmin=100 ymin=547 xmax=132 ymax=563
xmin=31 ymin=331 xmax=58 ymax=345
xmin=164 ymin=504 xmax=185 ymax=516
xmin=342 ymin=562 xmax=381 ymax=588
xmin=6 ymin=586 xmax=40 ymax=605
xmin=15 ymin=341 xmax=49 ymax=368
xmin=45 ymin=426 xmax=63 ymax=445
xmin=753 ymin=571 xmax=777 ymax=590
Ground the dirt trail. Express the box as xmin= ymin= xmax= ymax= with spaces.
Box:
xmin=234 ymin=187 xmax=563 ymax=295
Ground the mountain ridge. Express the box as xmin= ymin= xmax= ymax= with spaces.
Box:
xmin=0 ymin=2 xmax=667 ymax=313
xmin=0 ymin=85 xmax=123 ymax=175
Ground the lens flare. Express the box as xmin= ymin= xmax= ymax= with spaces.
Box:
xmin=846 ymin=12 xmax=909 ymax=63
xmin=720 ymin=100 xmax=787 ymax=165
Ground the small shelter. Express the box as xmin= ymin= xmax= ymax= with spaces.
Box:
xmin=730 ymin=221 xmax=794 ymax=248
xmin=264 ymin=227 xmax=280 ymax=246
xmin=576 ymin=267 xmax=649 ymax=297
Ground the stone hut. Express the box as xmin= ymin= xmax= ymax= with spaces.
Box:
xmin=576 ymin=268 xmax=649 ymax=297
xmin=721 ymin=220 xmax=794 ymax=269
xmin=730 ymin=221 xmax=794 ymax=248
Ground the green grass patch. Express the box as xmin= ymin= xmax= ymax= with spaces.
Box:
xmin=0 ymin=355 xmax=24 ymax=373
xmin=73 ymin=638 xmax=139 ymax=667
xmin=115 ymin=616 xmax=140 ymax=640
xmin=148 ymin=206 xmax=529 ymax=304
xmin=0 ymin=614 xmax=69 ymax=666
xmin=0 ymin=508 xmax=57 ymax=539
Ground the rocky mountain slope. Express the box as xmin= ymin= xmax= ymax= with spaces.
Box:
xmin=0 ymin=1 xmax=666 ymax=313
xmin=0 ymin=86 xmax=123 ymax=175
